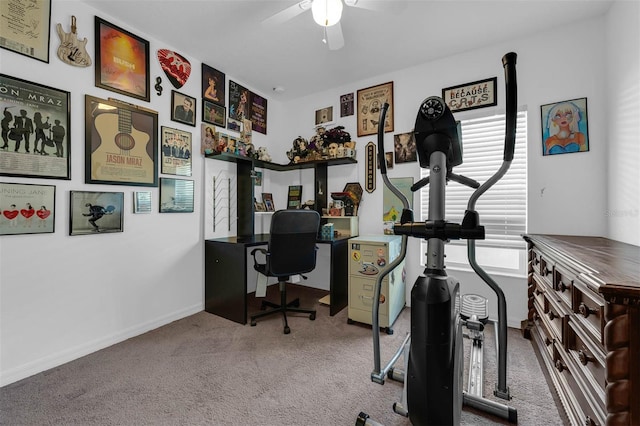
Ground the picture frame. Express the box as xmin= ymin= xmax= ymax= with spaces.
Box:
xmin=159 ymin=177 xmax=194 ymax=213
xmin=160 ymin=126 xmax=192 ymax=176
xmin=262 ymin=193 xmax=274 ymax=212
xmin=203 ymin=100 xmax=226 ymax=127
xmin=442 ymin=77 xmax=497 ymax=113
xmin=287 ymin=185 xmax=302 ymax=210
xmin=69 ymin=190 xmax=124 ymax=235
xmin=85 ymin=95 xmax=158 ymax=187
xmin=540 ymin=97 xmax=589 ymax=156
xmin=201 ymin=124 xmax=218 ymax=155
xmin=133 ymin=191 xmax=152 ymax=214
xmin=95 ymin=16 xmax=150 ymax=102
xmin=393 ymin=132 xmax=417 ymax=163
xmin=201 ymin=63 xmax=225 ymax=107
xmin=0 ymin=0 xmax=51 ymax=63
xmin=0 ymin=182 xmax=56 ymax=235
xmin=171 ymin=90 xmax=196 ymax=127
xmin=340 ymin=93 xmax=354 ymax=117
xmin=227 ymin=118 xmax=241 ymax=132
xmin=0 ymin=74 xmax=71 ymax=180
xmin=250 ymin=93 xmax=268 ymax=135
xmin=315 ymin=106 xmax=334 ymax=126
xmin=254 ymin=199 xmax=266 ymax=212
xmin=357 ymin=81 xmax=394 ymax=137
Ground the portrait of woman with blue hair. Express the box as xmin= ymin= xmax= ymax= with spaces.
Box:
xmin=541 ymin=98 xmax=589 ymax=155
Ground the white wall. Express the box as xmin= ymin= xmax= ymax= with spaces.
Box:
xmin=2 ymin=1 xmax=637 ymax=387
xmin=605 ymin=0 xmax=640 ymax=245
xmin=275 ymin=16 xmax=617 ymax=326
xmin=0 ymin=0 xmax=275 ymax=386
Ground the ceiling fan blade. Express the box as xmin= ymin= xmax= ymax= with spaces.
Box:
xmin=326 ymin=22 xmax=345 ymax=51
xmin=262 ymin=0 xmax=313 ymax=27
xmin=344 ymin=0 xmax=400 ymax=13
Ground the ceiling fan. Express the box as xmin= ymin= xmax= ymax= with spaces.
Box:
xmin=263 ymin=0 xmax=394 ymax=50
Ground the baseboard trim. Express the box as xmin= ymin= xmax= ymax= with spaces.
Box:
xmin=0 ymin=303 xmax=203 ymax=387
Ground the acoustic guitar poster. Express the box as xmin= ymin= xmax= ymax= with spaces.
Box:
xmin=85 ymin=95 xmax=158 ymax=187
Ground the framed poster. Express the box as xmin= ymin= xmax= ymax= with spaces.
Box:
xmin=160 ymin=126 xmax=192 ymax=176
xmin=95 ymin=16 xmax=150 ymax=102
xmin=340 ymin=93 xmax=354 ymax=117
xmin=69 ymin=190 xmax=124 ymax=235
xmin=0 ymin=182 xmax=55 ymax=235
xmin=159 ymin=177 xmax=194 ymax=213
xmin=541 ymin=97 xmax=589 ymax=156
xmin=357 ymin=81 xmax=394 ymax=137
xmin=442 ymin=77 xmax=497 ymax=113
xmin=287 ymin=185 xmax=302 ymax=209
xmin=203 ymin=100 xmax=226 ymax=127
xmin=85 ymin=95 xmax=158 ymax=187
xmin=393 ymin=132 xmax=417 ymax=163
xmin=171 ymin=91 xmax=196 ymax=127
xmin=133 ymin=191 xmax=152 ymax=214
xmin=0 ymin=74 xmax=71 ymax=179
xmin=228 ymin=80 xmax=249 ymax=122
xmin=250 ymin=92 xmax=267 ymax=135
xmin=0 ymin=0 xmax=51 ymax=63
xmin=201 ymin=63 xmax=225 ymax=106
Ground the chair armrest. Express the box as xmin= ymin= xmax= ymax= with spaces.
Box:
xmin=250 ymin=247 xmax=268 ymax=269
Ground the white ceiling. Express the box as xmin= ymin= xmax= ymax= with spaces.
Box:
xmin=81 ymin=0 xmax=613 ymax=101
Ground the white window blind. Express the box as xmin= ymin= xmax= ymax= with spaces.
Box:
xmin=420 ymin=110 xmax=527 ymax=249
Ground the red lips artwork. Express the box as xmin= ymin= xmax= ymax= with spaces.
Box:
xmin=36 ymin=209 xmax=51 ymax=220
xmin=2 ymin=210 xmax=19 ymax=220
xmin=20 ymin=208 xmax=35 ymax=219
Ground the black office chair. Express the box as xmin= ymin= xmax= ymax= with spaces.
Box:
xmin=250 ymin=209 xmax=321 ymax=334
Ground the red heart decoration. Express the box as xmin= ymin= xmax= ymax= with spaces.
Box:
xmin=36 ymin=209 xmax=51 ymax=219
xmin=20 ymin=209 xmax=35 ymax=218
xmin=3 ymin=210 xmax=18 ymax=220
xmin=157 ymin=49 xmax=191 ymax=89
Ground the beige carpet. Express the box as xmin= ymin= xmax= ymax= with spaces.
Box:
xmin=0 ymin=284 xmax=564 ymax=425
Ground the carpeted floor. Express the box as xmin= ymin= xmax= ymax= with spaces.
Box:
xmin=0 ymin=284 xmax=565 ymax=425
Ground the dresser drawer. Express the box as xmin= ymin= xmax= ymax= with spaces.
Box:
xmin=531 ymin=273 xmax=548 ymax=307
xmin=572 ymin=279 xmax=605 ymax=345
xmin=533 ymin=299 xmax=555 ymax=359
xmin=542 ymin=291 xmax=569 ymax=344
xmin=566 ymin=319 xmax=606 ymax=401
xmin=553 ymin=264 xmax=575 ymax=307
xmin=553 ymin=343 xmax=606 ymax=426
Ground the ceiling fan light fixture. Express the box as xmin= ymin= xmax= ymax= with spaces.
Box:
xmin=312 ymin=0 xmax=343 ymax=27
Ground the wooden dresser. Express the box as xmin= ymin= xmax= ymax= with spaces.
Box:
xmin=522 ymin=234 xmax=639 ymax=426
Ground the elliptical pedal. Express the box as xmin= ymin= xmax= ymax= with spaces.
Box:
xmin=460 ymin=294 xmax=489 ymax=324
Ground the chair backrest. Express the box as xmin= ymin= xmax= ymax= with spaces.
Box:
xmin=267 ymin=209 xmax=320 ymax=277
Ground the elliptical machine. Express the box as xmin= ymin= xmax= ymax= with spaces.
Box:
xmin=357 ymin=52 xmax=519 ymax=425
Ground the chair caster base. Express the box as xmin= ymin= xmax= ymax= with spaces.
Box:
xmin=284 ymin=326 xmax=291 ymax=334
xmin=309 ymin=313 xmax=316 ymax=321
xmin=251 ymin=320 xmax=257 ymax=326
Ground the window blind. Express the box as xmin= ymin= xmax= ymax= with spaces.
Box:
xmin=419 ymin=110 xmax=527 ymax=249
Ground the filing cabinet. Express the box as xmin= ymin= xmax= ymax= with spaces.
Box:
xmin=348 ymin=235 xmax=406 ymax=333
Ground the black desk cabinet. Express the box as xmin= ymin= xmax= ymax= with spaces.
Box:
xmin=205 ymin=235 xmax=349 ymax=324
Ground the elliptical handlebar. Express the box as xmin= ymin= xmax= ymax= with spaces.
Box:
xmin=502 ymin=52 xmax=518 ymax=162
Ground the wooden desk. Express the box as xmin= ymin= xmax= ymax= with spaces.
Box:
xmin=204 ymin=234 xmax=350 ymax=324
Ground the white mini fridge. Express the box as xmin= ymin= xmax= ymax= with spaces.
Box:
xmin=347 ymin=235 xmax=406 ymax=334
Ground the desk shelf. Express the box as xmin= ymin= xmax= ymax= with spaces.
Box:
xmin=205 ymin=152 xmax=356 ymax=171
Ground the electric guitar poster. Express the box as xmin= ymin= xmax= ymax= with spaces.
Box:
xmin=84 ymin=95 xmax=158 ymax=187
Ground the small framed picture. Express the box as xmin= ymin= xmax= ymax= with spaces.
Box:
xmin=540 ymin=97 xmax=589 ymax=156
xmin=394 ymin=132 xmax=417 ymax=163
xmin=254 ymin=199 xmax=266 ymax=212
xmin=160 ymin=126 xmax=192 ymax=176
xmin=203 ymin=100 xmax=226 ymax=127
xmin=159 ymin=178 xmax=194 ymax=213
xmin=262 ymin=193 xmax=275 ymax=212
xmin=315 ymin=106 xmax=334 ymax=126
xmin=133 ymin=191 xmax=152 ymax=214
xmin=171 ymin=90 xmax=196 ymax=126
xmin=287 ymin=185 xmax=302 ymax=209
xmin=70 ymin=191 xmax=124 ymax=235
xmin=0 ymin=182 xmax=56 ymax=235
xmin=227 ymin=117 xmax=242 ymax=132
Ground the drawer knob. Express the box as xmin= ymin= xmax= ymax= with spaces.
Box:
xmin=558 ymin=281 xmax=567 ymax=292
xmin=578 ymin=302 xmax=597 ymax=318
xmin=543 ymin=267 xmax=551 ymax=276
xmin=548 ymin=311 xmax=556 ymax=321
xmin=578 ymin=350 xmax=593 ymax=366
xmin=544 ymin=337 xmax=552 ymax=346
xmin=535 ymin=289 xmax=542 ymax=296
xmin=584 ymin=415 xmax=595 ymax=426
xmin=534 ymin=258 xmax=540 ymax=266
xmin=555 ymin=359 xmax=566 ymax=372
